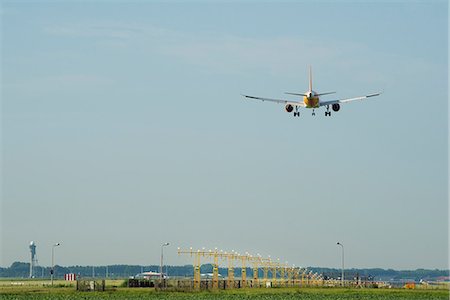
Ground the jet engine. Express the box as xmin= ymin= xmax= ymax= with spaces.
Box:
xmin=332 ymin=103 xmax=340 ymax=112
xmin=285 ymin=104 xmax=294 ymax=113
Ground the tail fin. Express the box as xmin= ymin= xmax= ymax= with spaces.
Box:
xmin=309 ymin=66 xmax=312 ymax=91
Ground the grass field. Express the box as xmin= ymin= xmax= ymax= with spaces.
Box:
xmin=0 ymin=281 xmax=448 ymax=300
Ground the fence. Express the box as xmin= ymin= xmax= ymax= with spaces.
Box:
xmin=76 ymin=280 xmax=105 ymax=291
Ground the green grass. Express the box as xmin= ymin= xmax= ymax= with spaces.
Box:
xmin=0 ymin=286 xmax=448 ymax=300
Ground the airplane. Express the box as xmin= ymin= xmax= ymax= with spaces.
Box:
xmin=242 ymin=67 xmax=381 ymax=117
xmin=201 ymin=273 xmax=223 ymax=279
xmin=133 ymin=271 xmax=168 ymax=279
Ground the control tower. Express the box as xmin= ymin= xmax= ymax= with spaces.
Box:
xmin=29 ymin=241 xmax=37 ymax=278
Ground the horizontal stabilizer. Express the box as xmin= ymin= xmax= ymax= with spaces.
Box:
xmin=285 ymin=92 xmax=307 ymax=96
xmin=317 ymin=91 xmax=336 ymax=96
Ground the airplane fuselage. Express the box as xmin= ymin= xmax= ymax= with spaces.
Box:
xmin=303 ymin=91 xmax=320 ymax=108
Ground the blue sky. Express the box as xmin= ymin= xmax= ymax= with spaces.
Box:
xmin=1 ymin=1 xmax=448 ymax=270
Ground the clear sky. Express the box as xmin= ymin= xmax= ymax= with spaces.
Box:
xmin=1 ymin=1 xmax=448 ymax=270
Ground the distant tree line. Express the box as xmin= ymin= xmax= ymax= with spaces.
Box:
xmin=0 ymin=261 xmax=448 ymax=282
xmin=0 ymin=262 xmax=219 ymax=279
xmin=309 ymin=267 xmax=449 ymax=282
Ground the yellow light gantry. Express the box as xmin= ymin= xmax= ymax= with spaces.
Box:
xmin=177 ymin=247 xmax=212 ymax=290
xmin=177 ymin=247 xmax=299 ymax=290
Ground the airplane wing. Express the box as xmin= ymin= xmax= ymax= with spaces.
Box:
xmin=242 ymin=94 xmax=306 ymax=107
xmin=320 ymin=92 xmax=381 ymax=107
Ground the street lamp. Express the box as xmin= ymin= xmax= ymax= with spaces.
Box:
xmin=160 ymin=242 xmax=169 ymax=287
xmin=336 ymin=242 xmax=344 ymax=286
xmin=51 ymin=243 xmax=61 ymax=286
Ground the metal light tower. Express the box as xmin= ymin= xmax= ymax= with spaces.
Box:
xmin=29 ymin=241 xmax=37 ymax=278
xmin=160 ymin=242 xmax=169 ymax=287
xmin=51 ymin=243 xmax=61 ymax=286
xmin=336 ymin=242 xmax=344 ymax=286
xmin=177 ymin=247 xmax=210 ymax=290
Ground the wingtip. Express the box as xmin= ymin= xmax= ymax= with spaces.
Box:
xmin=241 ymin=94 xmax=254 ymax=100
xmin=367 ymin=92 xmax=382 ymax=97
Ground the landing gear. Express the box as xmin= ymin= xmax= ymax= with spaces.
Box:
xmin=312 ymin=109 xmax=316 ymax=116
xmin=293 ymin=106 xmax=300 ymax=117
xmin=325 ymin=105 xmax=331 ymax=116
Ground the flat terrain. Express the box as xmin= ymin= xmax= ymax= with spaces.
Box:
xmin=0 ymin=282 xmax=448 ymax=300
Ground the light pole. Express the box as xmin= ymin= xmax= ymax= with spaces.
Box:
xmin=160 ymin=242 xmax=169 ymax=288
xmin=336 ymin=242 xmax=344 ymax=286
xmin=51 ymin=243 xmax=61 ymax=286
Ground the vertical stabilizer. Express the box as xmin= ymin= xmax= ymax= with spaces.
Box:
xmin=309 ymin=66 xmax=312 ymax=91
